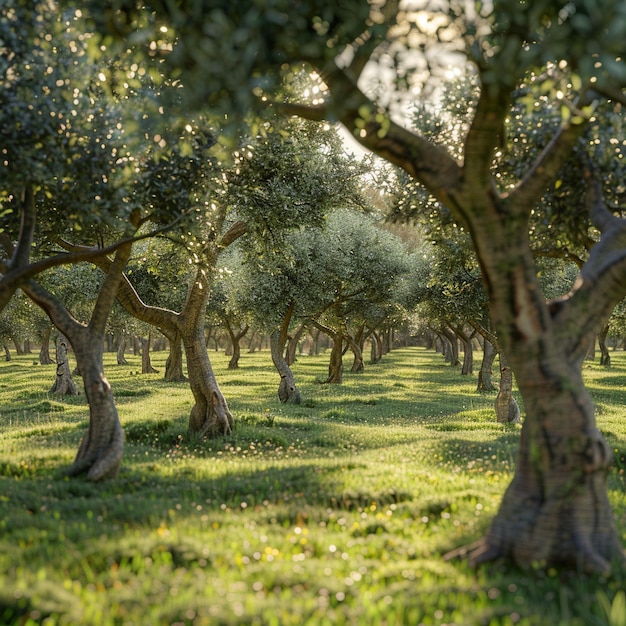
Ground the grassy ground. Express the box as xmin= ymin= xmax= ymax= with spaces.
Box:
xmin=1 ymin=346 xmax=625 ymax=625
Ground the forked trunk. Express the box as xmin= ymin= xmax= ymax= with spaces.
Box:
xmin=347 ymin=335 xmax=364 ymax=373
xmin=285 ymin=324 xmax=305 ymax=366
xmin=65 ymin=335 xmax=124 ymax=481
xmin=270 ymin=329 xmax=301 ymax=404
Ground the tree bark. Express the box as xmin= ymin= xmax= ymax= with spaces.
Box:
xmin=116 ymin=333 xmax=129 ymax=365
xmin=440 ymin=327 xmax=460 ymax=366
xmin=477 ymin=337 xmax=497 ymax=392
xmin=598 ymin=325 xmax=611 ymax=367
xmin=326 ymin=334 xmax=344 ymax=384
xmin=285 ymin=323 xmax=305 ymax=366
xmin=347 ymin=334 xmax=365 ymax=373
xmin=270 ymin=329 xmax=302 ymax=404
xmin=39 ymin=325 xmax=53 ymax=365
xmin=24 ymin=240 xmax=133 ymax=481
xmin=183 ymin=272 xmax=233 ymax=437
xmin=164 ymin=330 xmax=186 ymax=382
xmin=452 ymin=325 xmax=474 ymax=375
xmin=49 ymin=334 xmax=79 ymax=396
xmin=3 ymin=345 xmax=10 ymax=361
xmin=494 ymin=352 xmax=520 ymax=424
xmin=141 ymin=331 xmax=158 ymax=374
xmin=224 ymin=319 xmax=249 ymax=369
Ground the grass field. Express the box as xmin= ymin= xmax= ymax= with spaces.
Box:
xmin=1 ymin=345 xmax=626 ymax=625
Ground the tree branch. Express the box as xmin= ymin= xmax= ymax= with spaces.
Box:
xmin=271 ymin=62 xmax=463 ymax=211
xmin=219 ymin=220 xmax=248 ymax=248
xmin=508 ymin=95 xmax=594 ymax=213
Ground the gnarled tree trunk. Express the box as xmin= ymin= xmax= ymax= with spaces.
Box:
xmin=141 ymin=331 xmax=158 ymax=374
xmin=25 ymin=240 xmax=132 ymax=481
xmin=598 ymin=324 xmax=611 ymax=367
xmin=164 ymin=330 xmax=186 ymax=382
xmin=39 ymin=325 xmax=53 ymax=365
xmin=494 ymin=352 xmax=520 ymax=424
xmin=326 ymin=334 xmax=343 ymax=384
xmin=49 ymin=334 xmax=79 ymax=396
xmin=116 ymin=333 xmax=129 ymax=365
xmin=477 ymin=337 xmax=497 ymax=392
xmin=183 ymin=272 xmax=233 ymax=437
xmin=270 ymin=329 xmax=301 ymax=404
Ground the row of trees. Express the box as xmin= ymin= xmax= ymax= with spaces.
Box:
xmin=4 ymin=0 xmax=626 ymax=572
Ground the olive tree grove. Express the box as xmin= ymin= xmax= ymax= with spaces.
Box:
xmin=81 ymin=0 xmax=626 ymax=572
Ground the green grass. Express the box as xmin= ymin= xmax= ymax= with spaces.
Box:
xmin=0 ymin=346 xmax=625 ymax=625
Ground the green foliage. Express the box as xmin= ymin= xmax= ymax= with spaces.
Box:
xmin=0 ymin=347 xmax=625 ymax=624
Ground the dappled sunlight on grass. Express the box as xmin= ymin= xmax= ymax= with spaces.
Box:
xmin=1 ymin=347 xmax=626 ymax=624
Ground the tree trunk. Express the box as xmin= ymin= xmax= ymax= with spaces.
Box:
xmin=477 ymin=337 xmax=497 ymax=392
xmin=24 ymin=239 xmax=133 ymax=481
xmin=465 ymin=186 xmax=623 ymax=572
xmin=11 ymin=335 xmax=23 ymax=355
xmin=164 ymin=331 xmax=187 ymax=382
xmin=285 ymin=323 xmax=305 ymax=366
xmin=347 ymin=335 xmax=365 ymax=373
xmin=224 ymin=320 xmax=249 ymax=370
xmin=452 ymin=325 xmax=474 ymax=375
xmin=270 ymin=329 xmax=302 ymax=404
xmin=494 ymin=352 xmax=520 ymax=424
xmin=440 ymin=327 xmax=460 ymax=366
xmin=141 ymin=331 xmax=158 ymax=374
xmin=326 ymin=334 xmax=343 ymax=384
xmin=598 ymin=325 xmax=611 ymax=367
xmin=183 ymin=274 xmax=233 ymax=438
xmin=66 ymin=333 xmax=124 ymax=480
xmin=39 ymin=325 xmax=53 ymax=365
xmin=49 ymin=334 xmax=79 ymax=396
xmin=116 ymin=333 xmax=129 ymax=365
xmin=4 ymin=344 xmax=10 ymax=361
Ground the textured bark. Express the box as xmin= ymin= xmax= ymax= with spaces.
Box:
xmin=326 ymin=335 xmax=344 ymax=384
xmin=141 ymin=331 xmax=158 ymax=374
xmin=285 ymin=324 xmax=305 ymax=366
xmin=347 ymin=335 xmax=365 ymax=373
xmin=270 ymin=329 xmax=301 ymax=404
xmin=164 ymin=331 xmax=186 ymax=382
xmin=494 ymin=353 xmax=520 ymax=424
xmin=49 ymin=335 xmax=79 ymax=396
xmin=116 ymin=333 xmax=129 ymax=365
xmin=24 ymin=240 xmax=132 ymax=481
xmin=440 ymin=327 xmax=459 ymax=366
xmin=39 ymin=325 xmax=53 ymax=365
xmin=4 ymin=345 xmax=10 ymax=361
xmin=476 ymin=337 xmax=497 ymax=392
xmin=598 ymin=325 xmax=611 ymax=367
xmin=66 ymin=333 xmax=124 ymax=481
xmin=183 ymin=272 xmax=233 ymax=437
